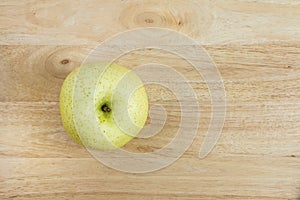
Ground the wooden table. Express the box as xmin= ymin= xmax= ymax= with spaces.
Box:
xmin=1 ymin=0 xmax=300 ymax=199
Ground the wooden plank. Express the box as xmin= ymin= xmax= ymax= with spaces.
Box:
xmin=0 ymin=0 xmax=300 ymax=45
xmin=0 ymin=156 xmax=299 ymax=199
xmin=1 ymin=101 xmax=299 ymax=157
xmin=1 ymin=44 xmax=300 ymax=102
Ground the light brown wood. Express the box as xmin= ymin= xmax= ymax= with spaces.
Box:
xmin=1 ymin=0 xmax=300 ymax=45
xmin=1 ymin=0 xmax=300 ymax=199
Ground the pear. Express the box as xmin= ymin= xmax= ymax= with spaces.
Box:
xmin=60 ymin=62 xmax=148 ymax=150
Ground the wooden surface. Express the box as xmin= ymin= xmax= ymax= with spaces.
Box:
xmin=1 ymin=0 xmax=300 ymax=199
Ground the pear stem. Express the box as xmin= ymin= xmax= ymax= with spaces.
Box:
xmin=101 ymin=104 xmax=111 ymax=113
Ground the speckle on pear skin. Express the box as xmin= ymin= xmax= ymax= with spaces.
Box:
xmin=59 ymin=63 xmax=148 ymax=150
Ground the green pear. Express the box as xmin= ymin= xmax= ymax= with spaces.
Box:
xmin=60 ymin=62 xmax=148 ymax=150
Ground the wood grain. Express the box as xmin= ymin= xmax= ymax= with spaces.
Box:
xmin=1 ymin=0 xmax=300 ymax=199
xmin=0 ymin=0 xmax=300 ymax=45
